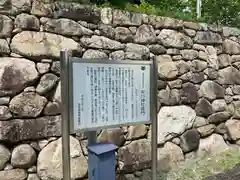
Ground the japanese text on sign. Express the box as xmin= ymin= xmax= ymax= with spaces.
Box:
xmin=72 ymin=62 xmax=151 ymax=131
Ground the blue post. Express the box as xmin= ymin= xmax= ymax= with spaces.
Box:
xmin=88 ymin=143 xmax=118 ymax=180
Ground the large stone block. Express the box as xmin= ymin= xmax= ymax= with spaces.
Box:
xmin=0 ymin=116 xmax=61 ymax=142
xmin=157 ymin=105 xmax=196 ymax=144
xmin=11 ymin=31 xmax=82 ymax=59
xmin=0 ymin=57 xmax=39 ymax=96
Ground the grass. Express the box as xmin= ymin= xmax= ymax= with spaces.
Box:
xmin=157 ymin=148 xmax=240 ymax=180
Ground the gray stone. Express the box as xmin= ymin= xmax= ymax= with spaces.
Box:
xmin=198 ymin=51 xmax=208 ymax=61
xmin=100 ymin=7 xmax=112 ymax=25
xmin=194 ymin=31 xmax=222 ymax=44
xmin=97 ymin=128 xmax=125 ymax=146
xmin=0 ymin=115 xmax=61 ymax=142
xmin=44 ymin=18 xmax=93 ymax=36
xmin=27 ymin=166 xmax=37 ymax=173
xmin=0 ymin=15 xmax=13 ymax=38
xmin=127 ymin=124 xmax=148 ymax=140
xmin=180 ymin=129 xmax=200 ymax=153
xmin=215 ymin=123 xmax=227 ymax=134
xmin=225 ymin=120 xmax=240 ymax=141
xmin=223 ymin=39 xmax=240 ymax=54
xmin=0 ymin=39 xmax=10 ymax=55
xmin=183 ymin=21 xmax=201 ymax=30
xmin=32 ymin=1 xmax=100 ymax=23
xmin=218 ymin=67 xmax=240 ymax=85
xmin=158 ymin=105 xmax=196 ymax=144
xmin=151 ymin=16 xmax=183 ymax=29
xmin=166 ymin=48 xmax=180 ymax=55
xmin=115 ymin=27 xmax=133 ymax=42
xmin=184 ymin=28 xmax=196 ymax=37
xmin=9 ymin=92 xmax=47 ymax=118
xmin=157 ymin=80 xmax=166 ymax=90
xmin=0 ymin=106 xmax=12 ymax=120
xmin=197 ymin=134 xmax=229 ymax=157
xmin=197 ymin=124 xmax=216 ymax=137
xmin=0 ymin=0 xmax=31 ymax=14
xmin=180 ymin=49 xmax=198 ymax=60
xmin=190 ymin=60 xmax=208 ymax=72
xmin=14 ymin=13 xmax=39 ymax=30
xmin=0 ymin=57 xmax=39 ymax=96
xmin=85 ymin=35 xmax=125 ymax=50
xmin=207 ymin=112 xmax=231 ymax=124
xmin=3 ymin=163 xmax=13 ymax=170
xmin=125 ymin=43 xmax=149 ymax=60
xmin=157 ymin=142 xmax=184 ymax=171
xmin=193 ymin=116 xmax=208 ymax=128
xmin=112 ymin=9 xmax=142 ymax=26
xmin=175 ymin=60 xmax=190 ymax=75
xmin=109 ymin=50 xmax=125 ymax=60
xmin=51 ymin=61 xmax=60 ymax=76
xmin=172 ymin=55 xmax=182 ymax=61
xmin=157 ymin=29 xmax=193 ymax=49
xmin=134 ymin=24 xmax=156 ymax=44
xmin=204 ymin=68 xmax=219 ymax=80
xmin=180 ymin=82 xmax=198 ymax=104
xmin=208 ymin=25 xmax=222 ymax=33
xmin=37 ymin=136 xmax=88 ymax=179
xmin=232 ymin=85 xmax=240 ymax=95
xmin=231 ymin=55 xmax=240 ymax=63
xmin=36 ymin=73 xmax=58 ymax=95
xmin=129 ymin=26 xmax=137 ymax=34
xmin=212 ymin=99 xmax=227 ymax=112
xmin=118 ymin=139 xmax=151 ymax=172
xmin=180 ymin=72 xmax=204 ymax=84
xmin=168 ymin=79 xmax=182 ymax=89
xmin=206 ymin=46 xmax=219 ymax=69
xmin=43 ymin=101 xmax=60 ymax=116
xmin=148 ymin=44 xmax=166 ymax=55
xmin=82 ymin=49 xmax=108 ymax=59
xmin=98 ymin=24 xmax=115 ymax=38
xmin=223 ymin=27 xmax=240 ymax=37
xmin=11 ymin=144 xmax=36 ymax=168
xmin=172 ymin=137 xmax=180 ymax=145
xmin=199 ymin=80 xmax=225 ymax=100
xmin=158 ymin=87 xmax=180 ymax=106
xmin=52 ymin=82 xmax=61 ymax=104
xmin=38 ymin=139 xmax=49 ymax=150
xmin=217 ymin=54 xmax=232 ymax=68
xmin=24 ymin=86 xmax=35 ymax=93
xmin=0 ymin=144 xmax=10 ymax=170
xmin=36 ymin=63 xmax=50 ymax=74
xmin=11 ymin=31 xmax=82 ymax=58
xmin=195 ymin=98 xmax=213 ymax=117
xmin=0 ymin=169 xmax=27 ymax=180
xmin=27 ymin=174 xmax=40 ymax=180
xmin=193 ymin=44 xmax=206 ymax=51
xmin=156 ymin=55 xmax=178 ymax=79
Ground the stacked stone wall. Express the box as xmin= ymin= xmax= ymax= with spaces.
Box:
xmin=0 ymin=0 xmax=240 ymax=179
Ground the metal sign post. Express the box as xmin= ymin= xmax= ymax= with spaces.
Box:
xmin=152 ymin=57 xmax=158 ymax=180
xmin=60 ymin=50 xmax=71 ymax=180
xmin=60 ymin=51 xmax=158 ymax=180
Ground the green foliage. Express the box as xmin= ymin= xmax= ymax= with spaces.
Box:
xmin=105 ymin=0 xmax=240 ymax=28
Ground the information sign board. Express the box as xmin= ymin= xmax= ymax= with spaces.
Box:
xmin=69 ymin=58 xmax=153 ymax=132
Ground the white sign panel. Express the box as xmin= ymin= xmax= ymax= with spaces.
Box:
xmin=71 ymin=61 xmax=152 ymax=132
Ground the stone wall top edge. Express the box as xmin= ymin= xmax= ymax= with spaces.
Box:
xmin=1 ymin=0 xmax=239 ymax=36
xmin=25 ymin=0 xmax=240 ymax=36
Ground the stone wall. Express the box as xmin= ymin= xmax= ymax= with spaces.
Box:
xmin=0 ymin=0 xmax=240 ymax=179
